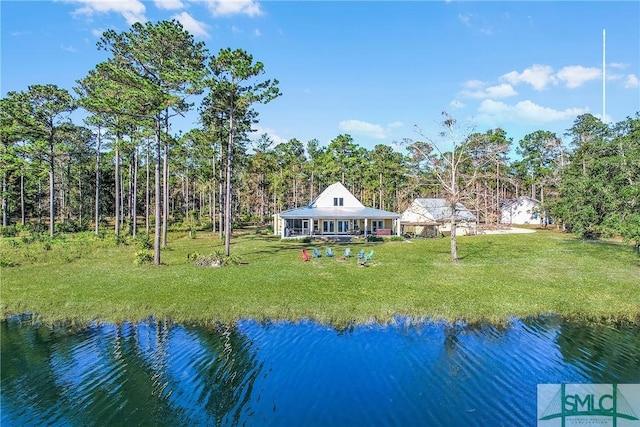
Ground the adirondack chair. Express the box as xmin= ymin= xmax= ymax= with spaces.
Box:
xmin=313 ymin=247 xmax=322 ymax=258
xmin=326 ymin=247 xmax=334 ymax=257
xmin=301 ymin=249 xmax=311 ymax=262
xmin=364 ymin=250 xmax=374 ymax=260
xmin=356 ymin=249 xmax=365 ymax=259
xmin=343 ymin=248 xmax=351 ymax=258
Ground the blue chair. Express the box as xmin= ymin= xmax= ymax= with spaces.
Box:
xmin=344 ymin=248 xmax=351 ymax=258
xmin=364 ymin=250 xmax=374 ymax=260
xmin=326 ymin=247 xmax=334 ymax=257
xmin=356 ymin=249 xmax=365 ymax=259
xmin=313 ymin=248 xmax=322 ymax=258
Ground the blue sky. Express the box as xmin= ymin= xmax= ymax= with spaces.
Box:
xmin=2 ymin=1 xmax=639 ymax=152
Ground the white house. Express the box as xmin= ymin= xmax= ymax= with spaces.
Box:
xmin=273 ymin=182 xmax=401 ymax=238
xmin=400 ymin=198 xmax=477 ymax=237
xmin=500 ymin=196 xmax=541 ymax=225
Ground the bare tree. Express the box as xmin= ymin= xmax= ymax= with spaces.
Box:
xmin=410 ymin=112 xmax=477 ymax=262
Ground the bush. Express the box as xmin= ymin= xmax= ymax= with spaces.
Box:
xmin=366 ymin=235 xmax=384 ymax=242
xmin=114 ymin=234 xmax=128 ymax=246
xmin=56 ymin=220 xmax=89 ymax=234
xmin=190 ymin=250 xmax=241 ymax=267
xmin=134 ymin=251 xmax=153 ymax=265
xmin=136 ymin=233 xmax=153 ymax=250
xmin=0 ymin=225 xmax=18 ymax=237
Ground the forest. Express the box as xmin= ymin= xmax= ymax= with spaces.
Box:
xmin=2 ymin=20 xmax=639 ymax=264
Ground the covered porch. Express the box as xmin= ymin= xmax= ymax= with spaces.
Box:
xmin=274 ymin=214 xmax=401 ymax=238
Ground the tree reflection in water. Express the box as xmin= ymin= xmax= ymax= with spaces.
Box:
xmin=0 ymin=315 xmax=261 ymax=426
xmin=2 ymin=314 xmax=639 ymax=426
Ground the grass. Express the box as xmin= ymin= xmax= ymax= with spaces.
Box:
xmin=1 ymin=228 xmax=639 ymax=326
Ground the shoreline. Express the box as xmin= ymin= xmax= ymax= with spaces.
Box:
xmin=3 ymin=229 xmax=639 ymax=328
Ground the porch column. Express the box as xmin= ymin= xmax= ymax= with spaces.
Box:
xmin=396 ymin=218 xmax=401 ymax=236
xmin=309 ymin=218 xmax=314 ymax=236
xmin=364 ymin=218 xmax=368 ymax=237
xmin=281 ymin=218 xmax=287 ymax=238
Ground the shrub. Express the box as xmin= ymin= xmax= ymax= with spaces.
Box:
xmin=136 ymin=233 xmax=153 ymax=250
xmin=134 ymin=251 xmax=153 ymax=265
xmin=191 ymin=250 xmax=241 ymax=267
xmin=0 ymin=225 xmax=18 ymax=237
xmin=114 ymin=234 xmax=128 ymax=246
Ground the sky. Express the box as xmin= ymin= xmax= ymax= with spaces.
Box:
xmin=1 ymin=0 xmax=639 ymax=153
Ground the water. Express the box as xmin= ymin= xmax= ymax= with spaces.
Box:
xmin=2 ymin=315 xmax=639 ymax=426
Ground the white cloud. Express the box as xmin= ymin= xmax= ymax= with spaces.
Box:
xmin=339 ymin=120 xmax=387 ymax=139
xmin=609 ymin=62 xmax=627 ymax=69
xmin=477 ymin=99 xmax=588 ymax=124
xmin=556 ymin=65 xmax=601 ymax=89
xmin=253 ymin=28 xmax=262 ymax=37
xmin=252 ymin=126 xmax=287 ymax=145
xmin=205 ymin=0 xmax=262 ymax=17
xmin=461 ymin=83 xmax=517 ymax=99
xmin=501 ymin=64 xmax=556 ymax=91
xmin=388 ymin=121 xmax=403 ymax=128
xmin=457 ymin=12 xmax=491 ymax=35
xmin=154 ymin=0 xmax=184 ymax=10
xmin=624 ymin=74 xmax=639 ymax=89
xmin=458 ymin=13 xmax=472 ymax=27
xmin=172 ymin=12 xmax=210 ymax=38
xmin=61 ymin=44 xmax=78 ymax=52
xmin=91 ymin=28 xmax=105 ymax=37
xmin=69 ymin=0 xmax=147 ymax=25
xmin=463 ymin=79 xmax=485 ymax=89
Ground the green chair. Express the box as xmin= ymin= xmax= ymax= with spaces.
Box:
xmin=364 ymin=250 xmax=374 ymax=260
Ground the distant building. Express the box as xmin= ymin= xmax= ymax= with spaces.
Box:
xmin=274 ymin=182 xmax=400 ymax=238
xmin=500 ymin=196 xmax=541 ymax=225
xmin=400 ymin=198 xmax=476 ymax=237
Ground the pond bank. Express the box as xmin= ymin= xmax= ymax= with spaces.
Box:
xmin=2 ymin=230 xmax=639 ymax=326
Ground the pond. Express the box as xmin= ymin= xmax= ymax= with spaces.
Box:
xmin=1 ymin=315 xmax=639 ymax=426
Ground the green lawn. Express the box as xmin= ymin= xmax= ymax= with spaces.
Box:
xmin=1 ymin=228 xmax=639 ymax=326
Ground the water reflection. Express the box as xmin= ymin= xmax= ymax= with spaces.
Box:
xmin=1 ymin=315 xmax=639 ymax=426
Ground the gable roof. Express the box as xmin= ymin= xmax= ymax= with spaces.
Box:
xmin=500 ymin=196 xmax=540 ymax=210
xmin=310 ymin=182 xmax=364 ymax=208
xmin=279 ymin=182 xmax=399 ymax=219
xmin=401 ymin=198 xmax=476 ymax=223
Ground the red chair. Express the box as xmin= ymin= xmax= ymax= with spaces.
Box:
xmin=301 ymin=249 xmax=311 ymax=261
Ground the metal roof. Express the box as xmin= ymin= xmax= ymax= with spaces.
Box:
xmin=279 ymin=205 xmax=400 ymax=219
xmin=408 ymin=198 xmax=476 ymax=222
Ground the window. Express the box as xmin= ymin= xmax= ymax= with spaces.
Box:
xmin=322 ymin=221 xmax=335 ymax=233
xmin=333 ymin=197 xmax=344 ymax=206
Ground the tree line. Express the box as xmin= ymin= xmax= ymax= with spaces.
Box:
xmin=2 ymin=20 xmax=639 ymax=264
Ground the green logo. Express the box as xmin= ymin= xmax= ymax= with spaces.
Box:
xmin=538 ymin=384 xmax=640 ymax=426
